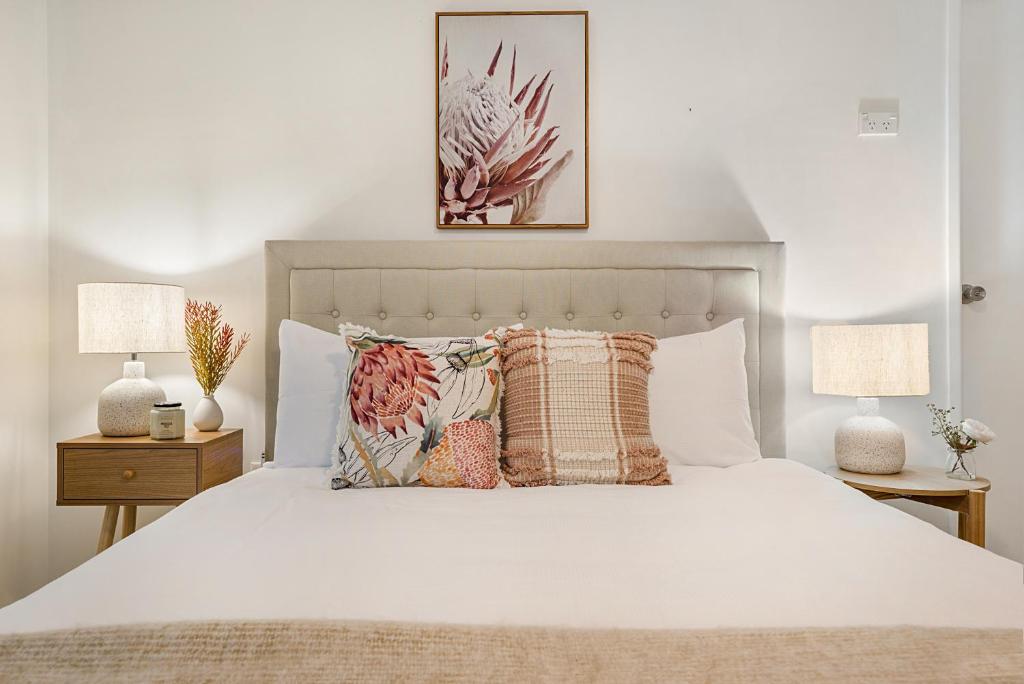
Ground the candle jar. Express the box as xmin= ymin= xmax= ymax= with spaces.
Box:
xmin=150 ymin=402 xmax=186 ymax=440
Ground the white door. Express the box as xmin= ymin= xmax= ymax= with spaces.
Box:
xmin=960 ymin=0 xmax=1024 ymax=562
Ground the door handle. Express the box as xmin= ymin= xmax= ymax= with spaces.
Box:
xmin=962 ymin=284 xmax=987 ymax=303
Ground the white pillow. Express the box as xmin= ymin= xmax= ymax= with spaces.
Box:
xmin=648 ymin=319 xmax=761 ymax=466
xmin=273 ymin=320 xmax=351 ymax=467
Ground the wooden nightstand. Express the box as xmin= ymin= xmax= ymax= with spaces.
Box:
xmin=826 ymin=465 xmax=990 ymax=547
xmin=57 ymin=429 xmax=243 ymax=553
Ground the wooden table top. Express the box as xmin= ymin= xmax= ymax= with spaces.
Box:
xmin=825 ymin=465 xmax=991 ymax=497
xmin=58 ymin=428 xmax=241 ymax=447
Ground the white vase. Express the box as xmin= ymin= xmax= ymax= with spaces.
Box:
xmin=193 ymin=394 xmax=224 ymax=432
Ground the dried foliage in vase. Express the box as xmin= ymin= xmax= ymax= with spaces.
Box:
xmin=185 ymin=299 xmax=251 ymax=396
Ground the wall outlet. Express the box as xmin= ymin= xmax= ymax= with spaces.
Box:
xmin=859 ymin=111 xmax=899 ymax=136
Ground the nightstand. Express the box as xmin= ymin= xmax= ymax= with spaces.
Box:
xmin=57 ymin=429 xmax=243 ymax=553
xmin=826 ymin=465 xmax=990 ymax=547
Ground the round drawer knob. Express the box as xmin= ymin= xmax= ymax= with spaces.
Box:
xmin=425 ymin=312 xmax=434 ymax=320
xmin=122 ymin=469 xmax=136 ymax=481
xmin=330 ymin=309 xmax=340 ymax=318
xmin=566 ymin=312 xmax=575 ymax=321
xmin=519 ymin=312 xmax=527 ymax=320
xmin=706 ymin=312 xmax=715 ymax=321
xmin=472 ymin=312 xmax=481 ymax=321
xmin=661 ymin=310 xmax=671 ymax=319
xmin=378 ymin=311 xmax=387 ymax=320
xmin=613 ymin=311 xmax=623 ymax=320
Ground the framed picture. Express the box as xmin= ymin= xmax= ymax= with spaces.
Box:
xmin=436 ymin=11 xmax=588 ymax=229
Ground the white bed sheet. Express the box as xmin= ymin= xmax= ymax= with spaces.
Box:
xmin=1 ymin=459 xmax=1022 ymax=634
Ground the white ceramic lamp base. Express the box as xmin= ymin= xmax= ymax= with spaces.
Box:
xmin=98 ymin=361 xmax=166 ymax=437
xmin=834 ymin=397 xmax=906 ymax=474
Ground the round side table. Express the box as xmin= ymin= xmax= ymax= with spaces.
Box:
xmin=825 ymin=465 xmax=991 ymax=547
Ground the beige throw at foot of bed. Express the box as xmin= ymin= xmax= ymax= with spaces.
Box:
xmin=2 ymin=619 xmax=1022 ymax=683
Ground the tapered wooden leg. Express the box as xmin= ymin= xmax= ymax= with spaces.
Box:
xmin=967 ymin=490 xmax=985 ymax=547
xmin=122 ymin=505 xmax=137 ymax=538
xmin=97 ymin=505 xmax=119 ymax=553
xmin=957 ymin=491 xmax=986 ymax=548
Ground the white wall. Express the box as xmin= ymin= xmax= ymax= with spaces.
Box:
xmin=961 ymin=0 xmax=1024 ymax=562
xmin=43 ymin=0 xmax=955 ymax=581
xmin=0 ymin=0 xmax=49 ymax=606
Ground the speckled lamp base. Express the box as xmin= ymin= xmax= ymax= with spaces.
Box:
xmin=98 ymin=361 xmax=167 ymax=437
xmin=834 ymin=397 xmax=906 ymax=474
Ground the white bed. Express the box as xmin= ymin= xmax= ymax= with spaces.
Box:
xmin=3 ymin=241 xmax=1022 ymax=679
xmin=2 ymin=459 xmax=1021 ymax=634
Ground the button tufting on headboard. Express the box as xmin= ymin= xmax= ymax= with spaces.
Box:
xmin=266 ymin=241 xmax=784 ymax=461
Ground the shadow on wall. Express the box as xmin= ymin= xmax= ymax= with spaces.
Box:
xmin=585 ymin=158 xmax=773 ymax=242
xmin=0 ymin=233 xmax=50 ymax=606
xmin=300 ymin=160 xmax=773 ymax=243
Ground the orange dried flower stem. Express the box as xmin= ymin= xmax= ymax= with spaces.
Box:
xmin=184 ymin=299 xmax=251 ymax=396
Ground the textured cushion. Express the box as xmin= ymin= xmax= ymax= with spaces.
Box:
xmin=499 ymin=328 xmax=670 ymax=486
xmin=649 ymin=320 xmax=761 ymax=466
xmin=331 ymin=326 xmax=502 ymax=489
xmin=274 ymin=320 xmax=350 ymax=468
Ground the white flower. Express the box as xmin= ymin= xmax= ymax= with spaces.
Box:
xmin=437 ymin=41 xmax=568 ymax=225
xmin=962 ymin=419 xmax=996 ymax=445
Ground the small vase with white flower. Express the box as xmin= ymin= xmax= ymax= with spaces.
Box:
xmin=927 ymin=403 xmax=996 ymax=481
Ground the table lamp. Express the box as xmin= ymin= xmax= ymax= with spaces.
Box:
xmin=811 ymin=323 xmax=930 ymax=474
xmin=78 ymin=283 xmax=186 ymax=436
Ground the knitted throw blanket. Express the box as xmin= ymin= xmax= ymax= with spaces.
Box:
xmin=1 ymin=619 xmax=1021 ymax=683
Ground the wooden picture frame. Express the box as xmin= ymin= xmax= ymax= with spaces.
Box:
xmin=436 ymin=11 xmax=589 ymax=229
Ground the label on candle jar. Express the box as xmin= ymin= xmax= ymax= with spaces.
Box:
xmin=150 ymin=403 xmax=186 ymax=440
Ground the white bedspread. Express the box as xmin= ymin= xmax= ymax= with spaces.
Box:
xmin=1 ymin=459 xmax=1021 ymax=634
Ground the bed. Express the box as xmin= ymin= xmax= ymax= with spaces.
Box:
xmin=2 ymin=241 xmax=1022 ymax=682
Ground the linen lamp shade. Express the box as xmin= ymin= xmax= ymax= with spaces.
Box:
xmin=810 ymin=323 xmax=930 ymax=475
xmin=77 ymin=282 xmax=186 ymax=436
xmin=78 ymin=283 xmax=186 ymax=354
xmin=811 ymin=324 xmax=930 ymax=397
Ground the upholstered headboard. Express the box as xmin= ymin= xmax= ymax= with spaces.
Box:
xmin=265 ymin=241 xmax=785 ymax=459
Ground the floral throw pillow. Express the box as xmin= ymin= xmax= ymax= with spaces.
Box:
xmin=331 ymin=326 xmax=503 ymax=489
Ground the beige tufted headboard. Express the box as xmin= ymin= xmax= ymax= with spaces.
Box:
xmin=265 ymin=241 xmax=785 ymax=459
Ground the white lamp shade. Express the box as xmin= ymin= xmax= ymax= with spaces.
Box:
xmin=811 ymin=323 xmax=929 ymax=397
xmin=78 ymin=282 xmax=186 ymax=354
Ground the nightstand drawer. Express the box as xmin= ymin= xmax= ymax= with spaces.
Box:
xmin=62 ymin=449 xmax=198 ymax=501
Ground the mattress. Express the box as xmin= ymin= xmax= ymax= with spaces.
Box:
xmin=1 ymin=458 xmax=1021 ymax=634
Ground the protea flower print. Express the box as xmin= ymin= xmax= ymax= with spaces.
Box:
xmin=418 ymin=419 xmax=499 ymax=489
xmin=439 ymin=40 xmax=574 ymax=225
xmin=348 ymin=343 xmax=441 ymax=438
xmin=333 ymin=328 xmax=504 ymax=490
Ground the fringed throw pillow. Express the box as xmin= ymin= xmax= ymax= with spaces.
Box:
xmin=499 ymin=328 xmax=670 ymax=486
xmin=331 ymin=326 xmax=503 ymax=489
